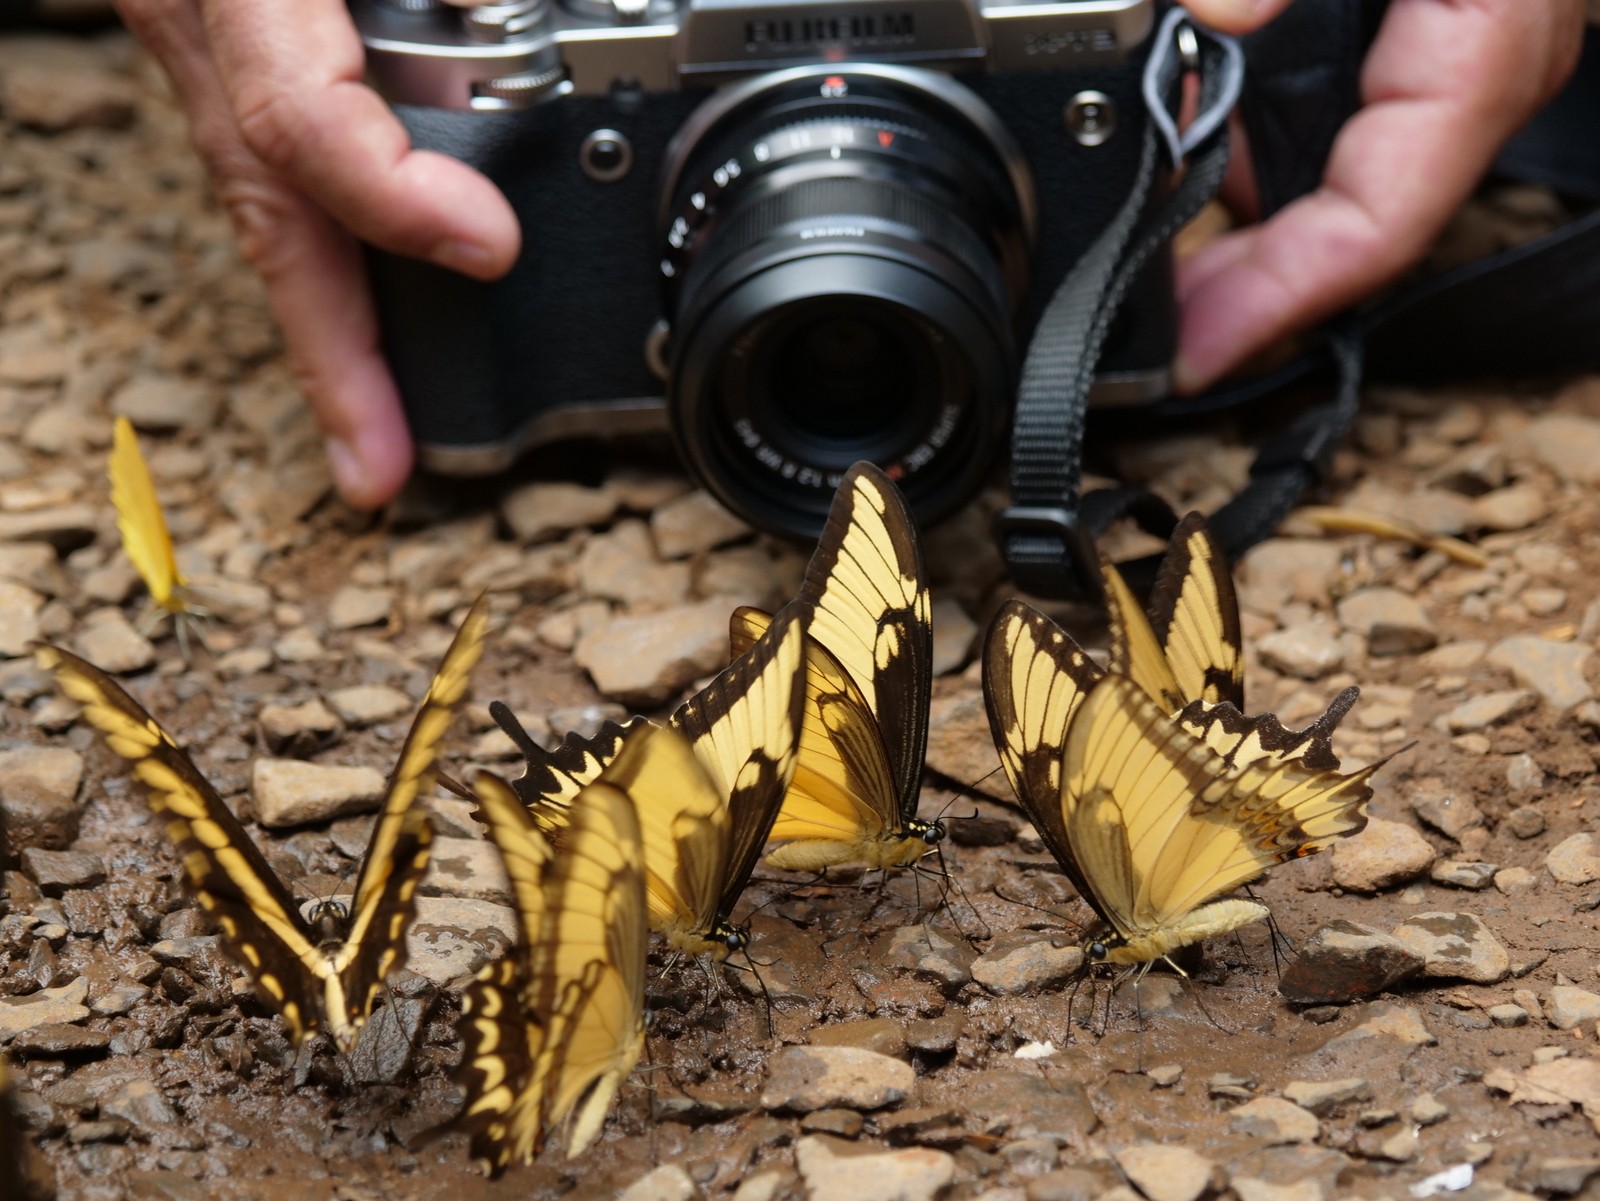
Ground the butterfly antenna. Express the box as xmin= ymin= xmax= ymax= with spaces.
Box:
xmin=920 ymin=844 xmax=990 ymax=945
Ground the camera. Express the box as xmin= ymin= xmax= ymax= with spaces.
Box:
xmin=354 ymin=0 xmax=1174 ymax=537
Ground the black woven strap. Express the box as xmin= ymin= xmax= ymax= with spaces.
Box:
xmin=997 ymin=12 xmax=1242 ymax=599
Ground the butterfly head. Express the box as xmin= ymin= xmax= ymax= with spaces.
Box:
xmin=711 ymin=921 xmax=749 ymax=957
xmin=907 ymin=818 xmax=945 ymax=848
xmin=1081 ymin=924 xmax=1124 ymax=965
xmin=307 ymin=899 xmax=351 ymax=944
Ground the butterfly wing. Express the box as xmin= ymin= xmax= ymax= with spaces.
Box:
xmin=36 ymin=644 xmax=326 ymax=1041
xmin=672 ymin=607 xmax=806 ymax=937
xmin=731 ymin=607 xmax=900 ymax=866
xmin=1146 ymin=513 xmax=1245 ymax=710
xmin=490 ymin=701 xmax=643 ymax=839
xmin=108 ymin=416 xmax=184 ymax=610
xmin=790 ymin=462 xmax=930 ymax=830
xmin=1101 ymin=557 xmax=1184 ymax=715
xmin=981 ymin=600 xmax=1107 ymax=913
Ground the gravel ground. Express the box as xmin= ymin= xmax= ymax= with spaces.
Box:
xmin=7 ymin=27 xmax=1600 ymax=1201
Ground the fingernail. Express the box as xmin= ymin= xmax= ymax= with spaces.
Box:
xmin=325 ymin=436 xmax=370 ymax=505
xmin=431 ymin=237 xmax=497 ymax=277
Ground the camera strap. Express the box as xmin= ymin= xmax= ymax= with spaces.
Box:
xmin=999 ymin=9 xmax=1600 ymax=602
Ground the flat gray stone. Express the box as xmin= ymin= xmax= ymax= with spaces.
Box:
xmin=500 ymin=481 xmax=619 ymax=544
xmin=0 ymin=777 xmax=79 ymax=852
xmin=20 ymin=848 xmax=105 ymax=895
xmin=0 ymin=581 xmax=43 ymax=657
xmin=0 ymin=505 xmax=97 ymax=550
xmin=874 ymin=925 xmax=973 ymax=993
xmin=74 ymin=612 xmax=154 ymax=674
xmin=1524 ymin=413 xmax=1600 ymax=484
xmin=971 ymin=935 xmax=1083 ymax=996
xmin=1546 ymin=985 xmax=1600 ymax=1031
xmin=574 ymin=599 xmax=731 ymax=706
xmin=1336 ymin=588 xmax=1436 ymax=655
xmin=576 ymin=519 xmax=691 ymax=610
xmin=1391 ymin=912 xmax=1510 ymax=983
xmin=1329 ymin=818 xmax=1435 ymax=892
xmin=1281 ymin=1078 xmax=1371 ymax=1115
xmin=651 ymin=490 xmax=751 ymax=559
xmin=1547 ymin=833 xmax=1600 ymax=885
xmin=0 ymin=977 xmax=89 ymax=1038
xmin=251 ymin=759 xmax=386 ymax=828
xmin=1228 ymin=1097 xmax=1320 ymax=1145
xmin=0 ymin=746 xmax=83 ymax=801
xmin=327 ymin=585 xmax=393 ymax=630
xmin=421 ymin=837 xmax=511 ymax=906
xmin=110 ymin=374 xmax=219 ymax=431
xmin=616 ymin=1164 xmax=697 ymax=1201
xmin=794 ymin=1136 xmax=953 ymax=1201
xmin=762 ymin=1046 xmax=914 ymax=1113
xmin=326 ymin=684 xmax=411 ymax=727
xmin=1436 ymin=688 xmax=1538 ymax=734
xmin=1487 ymin=636 xmax=1593 ymax=711
xmin=1114 ymin=1144 xmax=1218 ymax=1201
xmin=1258 ymin=622 xmax=1347 ymax=680
xmin=406 ymin=897 xmax=518 ymax=986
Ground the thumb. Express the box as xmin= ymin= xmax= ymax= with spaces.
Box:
xmin=1179 ymin=0 xmax=1295 ymax=36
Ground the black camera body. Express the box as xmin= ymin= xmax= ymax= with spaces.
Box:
xmin=356 ymin=0 xmax=1172 ymax=535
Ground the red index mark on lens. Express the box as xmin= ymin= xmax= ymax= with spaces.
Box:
xmin=877 ymin=130 xmax=895 ymax=148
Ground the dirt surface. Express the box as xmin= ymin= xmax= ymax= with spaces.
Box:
xmin=6 ymin=26 xmax=1600 ymax=1201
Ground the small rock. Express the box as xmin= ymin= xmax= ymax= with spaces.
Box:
xmin=809 ymin=1018 xmax=908 ymax=1059
xmin=1391 ymin=912 xmax=1510 ymax=983
xmin=0 ymin=977 xmax=89 ymax=1037
xmin=326 ymin=684 xmax=412 ymax=727
xmin=874 ymin=925 xmax=973 ymax=993
xmin=1409 ymin=784 xmax=1483 ymax=840
xmin=1325 ymin=1001 xmax=1436 ymax=1050
xmin=1547 ymin=834 xmax=1600 ymax=885
xmin=109 ymin=375 xmax=219 ymax=431
xmin=0 ymin=506 xmax=97 ymax=550
xmin=1545 ymin=985 xmax=1600 ymax=1031
xmin=8 ymin=1023 xmax=109 ymax=1059
xmin=651 ymin=490 xmax=751 ymax=558
xmin=1528 ymin=1158 xmax=1600 ymax=1197
xmin=762 ymin=1046 xmax=914 ymax=1112
xmin=904 ymin=1014 xmax=963 ymax=1055
xmin=1506 ymin=753 xmax=1546 ymax=791
xmin=1279 ymin=920 xmax=1425 ymax=1004
xmin=251 ymin=759 xmax=386 ymax=828
xmin=971 ymin=936 xmax=1084 ymax=996
xmin=923 ymin=690 xmax=1004 ymax=798
xmin=930 ymin=598 xmax=977 ymax=677
xmin=1281 ymin=1078 xmax=1371 ymax=1116
xmin=327 ymin=586 xmax=392 ymax=630
xmin=1488 ymin=1003 xmax=1530 ymax=1027
xmin=1487 ymin=636 xmax=1594 ymax=710
xmin=697 ymin=547 xmax=795 ymax=610
xmin=1329 ymin=819 xmax=1436 ymax=892
xmin=1506 ymin=806 xmax=1546 ymax=839
xmin=801 ymin=1109 xmax=865 ymax=1138
xmin=1472 ymin=483 xmax=1549 ymax=531
xmin=1113 ymin=1144 xmax=1218 ymax=1201
xmin=616 ymin=1164 xmax=698 ymax=1201
xmin=605 ymin=468 xmax=691 ymax=512
xmin=0 ymin=581 xmax=43 ymax=657
xmin=1230 ymin=1180 xmax=1323 ymax=1201
xmin=1147 ymin=1065 xmax=1183 ymax=1089
xmin=1258 ymin=622 xmax=1347 ymax=680
xmin=0 ymin=747 xmax=83 ymax=800
xmin=406 ymin=897 xmax=519 ymax=985
xmin=1428 ymin=860 xmax=1496 ymax=890
xmin=1368 ymin=1129 xmax=1419 ymax=1163
xmin=1436 ymin=689 xmax=1538 ymax=734
xmin=1227 ymin=1097 xmax=1320 ymax=1145
xmin=1524 ymin=413 xmax=1600 ymax=484
xmin=74 ymin=613 xmax=155 ymax=674
xmin=794 ymin=1136 xmax=954 ymax=1201
xmin=577 ymin=520 xmax=691 ymax=609
xmin=1410 ymin=1093 xmax=1450 ymax=1125
xmin=1241 ymin=540 xmax=1342 ymax=608
xmin=500 ymin=481 xmax=619 ymax=544
xmin=19 ymin=848 xmax=105 ymax=896
xmin=421 ymin=837 xmax=512 ymax=906
xmin=101 ymin=1079 xmax=180 ymax=1132
xmin=0 ymin=778 xmax=79 ymax=852
xmin=1495 ymin=866 xmax=1538 ymax=895
xmin=573 ymin=599 xmax=733 ymax=706
xmin=1523 ymin=586 xmax=1568 ymax=616
xmin=0 ymin=64 xmax=137 ymax=131
xmin=1336 ymin=588 xmax=1436 ymax=655
xmin=258 ymin=699 xmax=341 ymax=757
xmin=0 ymin=544 xmax=61 ymax=595
xmin=732 ymin=1173 xmax=787 ymax=1201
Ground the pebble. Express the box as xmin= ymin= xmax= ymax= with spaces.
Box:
xmin=1528 ymin=1158 xmax=1600 ymax=1197
xmin=0 ymin=977 xmax=89 ymax=1038
xmin=0 ymin=581 xmax=43 ymax=656
xmin=1390 ymin=912 xmax=1510 ymax=983
xmin=1273 ymin=921 xmax=1427 ymax=1004
xmin=616 ymin=1164 xmax=698 ymax=1201
xmin=1257 ymin=622 xmax=1347 ymax=679
xmin=1335 ymin=588 xmax=1436 ymax=654
xmin=20 ymin=848 xmax=106 ymax=895
xmin=421 ymin=837 xmax=512 ymax=907
xmin=0 ymin=505 xmax=97 ymax=550
xmin=0 ymin=746 xmax=84 ymax=801
xmin=101 ymin=1079 xmax=180 ymax=1132
xmin=1328 ymin=818 xmax=1436 ymax=892
xmin=1524 ymin=413 xmax=1600 ymax=483
xmin=1506 ymin=753 xmax=1546 ymax=791
xmin=1545 ymin=985 xmax=1600 ymax=1030
xmin=732 ymin=1172 xmax=787 ymax=1201
xmin=1428 ymin=860 xmax=1496 ymax=890
xmin=923 ymin=691 xmax=1001 ymax=796
xmin=326 ymin=684 xmax=411 ymax=727
xmin=0 ymin=778 xmax=79 ymax=851
xmin=809 ymin=1017 xmax=908 ymax=1060
xmin=0 ymin=64 xmax=138 ymax=131
xmin=761 ymin=1046 xmax=914 ymax=1113
xmin=327 ymin=585 xmax=393 ymax=631
xmin=1436 ymin=688 xmax=1537 ymax=734
xmin=651 ymin=490 xmax=751 ymax=558
xmin=1324 ymin=1001 xmax=1436 ymax=1050
xmin=1495 ymin=866 xmax=1538 ymax=895
xmin=800 ymin=1109 xmax=865 ymax=1138
xmin=1489 ymin=1003 xmax=1531 ymax=1027
xmin=874 ymin=925 xmax=973 ymax=993
xmin=573 ymin=599 xmax=733 ymax=706
xmin=930 ymin=597 xmax=977 ymax=676
xmin=1113 ymin=1144 xmax=1218 ymax=1201
xmin=1487 ymin=635 xmax=1594 ymax=710
xmin=1546 ymin=833 xmax=1600 ymax=885
xmin=1147 ymin=1065 xmax=1183 ymax=1088
xmin=109 ymin=375 xmax=219 ymax=431
xmin=604 ymin=468 xmax=691 ymax=512
xmin=535 ymin=600 xmax=611 ymax=652
xmin=698 ymin=546 xmax=794 ymax=610
xmin=1506 ymin=806 xmax=1546 ymax=839
xmin=405 ymin=897 xmax=519 ymax=985
xmin=1241 ymin=540 xmax=1343 ymax=608
xmin=500 ymin=481 xmax=618 ymax=543
xmin=250 ymin=759 xmax=386 ymax=828
xmin=1410 ymin=1093 xmax=1450 ymax=1125
xmin=74 ymin=612 xmax=154 ymax=673
xmin=970 ymin=935 xmax=1084 ymax=996
xmin=0 ymin=543 xmax=61 ymax=594
xmin=1472 ymin=483 xmax=1549 ymax=531
xmin=903 ymin=1014 xmax=963 ymax=1055
xmin=1231 ymin=1180 xmax=1323 ymax=1201
xmin=577 ymin=519 xmax=692 ymax=609
xmin=8 ymin=1023 xmax=110 ymax=1059
xmin=1227 ymin=1097 xmax=1320 ymax=1145
xmin=272 ymin=627 xmax=324 ymax=663
xmin=1281 ymin=1078 xmax=1371 ymax=1116
xmin=258 ymin=699 xmax=341 ymax=757
xmin=1409 ymin=783 xmax=1483 ymax=840
xmin=794 ymin=1136 xmax=954 ymax=1201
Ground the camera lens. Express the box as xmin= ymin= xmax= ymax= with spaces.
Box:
xmin=661 ymin=66 xmax=1034 ymax=537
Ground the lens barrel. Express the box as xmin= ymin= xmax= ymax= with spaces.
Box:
xmin=661 ymin=66 xmax=1033 ymax=537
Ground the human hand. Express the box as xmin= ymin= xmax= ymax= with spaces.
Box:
xmin=117 ymin=0 xmax=521 ymax=509
xmin=1175 ymin=0 xmax=1586 ymax=392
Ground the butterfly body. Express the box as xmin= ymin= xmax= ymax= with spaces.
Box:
xmin=37 ymin=596 xmax=489 ymax=1049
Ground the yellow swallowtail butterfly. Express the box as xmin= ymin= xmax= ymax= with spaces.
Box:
xmin=452 ymin=742 xmax=647 ymax=1172
xmin=493 ymin=607 xmax=807 ymax=959
xmin=35 ymin=596 xmax=491 ymax=1049
xmin=983 ymin=600 xmax=1379 ymax=968
xmin=109 ymin=417 xmax=207 ymax=655
xmin=730 ymin=462 xmax=938 ymax=873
